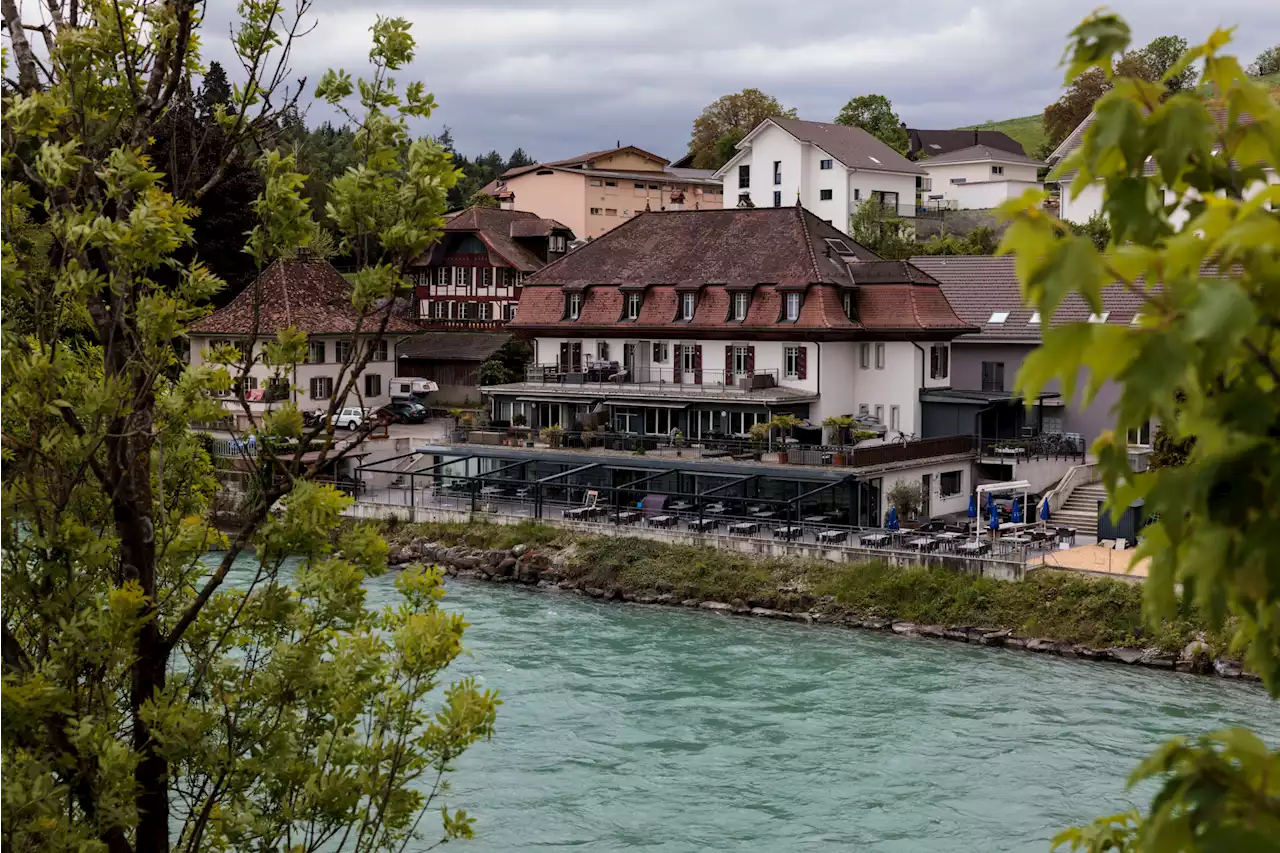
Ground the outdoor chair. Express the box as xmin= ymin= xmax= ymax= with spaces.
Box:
xmin=917 ymin=520 xmax=946 ymax=533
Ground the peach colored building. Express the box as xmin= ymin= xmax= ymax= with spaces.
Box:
xmin=483 ymin=145 xmax=723 ymax=240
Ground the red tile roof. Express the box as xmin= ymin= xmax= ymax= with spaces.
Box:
xmin=189 ymin=257 xmax=420 ymax=336
xmin=509 ymin=207 xmax=973 ymax=339
xmin=415 ymin=207 xmax=574 ymax=273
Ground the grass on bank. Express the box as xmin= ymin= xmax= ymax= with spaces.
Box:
xmin=372 ymin=521 xmax=1222 ymax=654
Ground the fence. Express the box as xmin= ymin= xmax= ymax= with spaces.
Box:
xmin=977 ymin=434 xmax=1086 ymax=463
xmin=523 ymin=364 xmax=781 ymax=394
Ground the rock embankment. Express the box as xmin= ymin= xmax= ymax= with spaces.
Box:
xmin=387 ymin=538 xmax=1253 ymax=683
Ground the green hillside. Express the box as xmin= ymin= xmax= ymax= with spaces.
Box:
xmin=957 ymin=71 xmax=1280 ymax=158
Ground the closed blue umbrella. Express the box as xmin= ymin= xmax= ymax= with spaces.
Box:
xmin=986 ymin=491 xmax=997 ymax=514
xmin=967 ymin=494 xmax=977 ymax=518
xmin=886 ymin=506 xmax=899 ymax=531
xmin=1011 ymin=497 xmax=1023 ymax=524
xmin=988 ymin=508 xmax=1000 ymax=532
xmin=1040 ymin=498 xmax=1052 ymax=523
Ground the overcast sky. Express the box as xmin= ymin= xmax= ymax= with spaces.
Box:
xmin=202 ymin=0 xmax=1280 ymax=161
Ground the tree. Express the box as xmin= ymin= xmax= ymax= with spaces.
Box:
xmin=1066 ymin=211 xmax=1112 ymax=251
xmin=833 ymin=94 xmax=910 ymax=154
xmin=687 ymin=88 xmax=797 ymax=169
xmin=1043 ymin=67 xmax=1112 ymax=150
xmin=1001 ymin=14 xmax=1280 ymax=849
xmin=507 ymin=147 xmax=534 ymax=169
xmin=2 ymin=7 xmax=497 ymax=853
xmin=849 ymin=200 xmax=915 ymax=259
xmin=917 ymin=225 xmax=1000 ymax=256
xmin=1130 ymin=34 xmax=1195 ymax=91
xmin=194 ymin=61 xmax=232 ymax=122
xmin=1249 ymin=44 xmax=1280 ymax=76
xmin=1148 ymin=424 xmax=1195 ymax=470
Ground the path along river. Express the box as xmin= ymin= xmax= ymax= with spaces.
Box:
xmin=232 ymin=557 xmax=1280 ymax=852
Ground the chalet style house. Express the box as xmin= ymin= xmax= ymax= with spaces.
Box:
xmin=189 ymin=256 xmax=420 ymax=421
xmin=483 ymin=206 xmax=973 ymax=441
xmin=407 ymin=206 xmax=575 ymax=329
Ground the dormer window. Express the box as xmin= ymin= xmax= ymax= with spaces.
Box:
xmin=1029 ymin=312 xmax=1041 ymax=324
xmin=784 ymin=292 xmax=801 ymax=322
xmin=731 ymin=292 xmax=749 ymax=321
xmin=988 ymin=311 xmax=1009 ymax=324
xmin=625 ymin=292 xmax=642 ymax=320
xmin=549 ymin=235 xmax=567 ymax=253
xmin=680 ymin=292 xmax=696 ymax=321
xmin=566 ymin=293 xmax=582 ymax=320
xmin=1088 ymin=312 xmax=1110 ymax=323
xmin=843 ymin=291 xmax=855 ymax=320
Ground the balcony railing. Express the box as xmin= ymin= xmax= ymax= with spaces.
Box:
xmin=520 ymin=363 xmax=782 ymax=394
xmin=416 ymin=318 xmax=508 ymax=330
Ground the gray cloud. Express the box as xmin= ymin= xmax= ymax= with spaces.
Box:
xmin=200 ymin=0 xmax=1280 ymax=160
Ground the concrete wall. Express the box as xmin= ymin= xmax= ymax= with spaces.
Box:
xmin=505 ymin=170 xmax=589 ymax=238
xmin=849 ymin=170 xmax=918 ymax=218
xmin=913 ymin=209 xmax=1002 ymax=239
xmin=1058 ymin=182 xmax=1106 ymax=225
xmin=852 ymin=341 xmax=924 ymax=437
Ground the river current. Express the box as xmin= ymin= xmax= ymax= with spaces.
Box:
xmin=229 ymin=557 xmax=1279 ymax=851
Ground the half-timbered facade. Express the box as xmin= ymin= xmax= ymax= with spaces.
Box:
xmin=407 ymin=207 xmax=575 ymax=329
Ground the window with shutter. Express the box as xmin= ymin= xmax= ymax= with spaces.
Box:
xmin=692 ymin=345 xmax=702 ymax=384
xmin=746 ymin=346 xmax=756 ymax=373
xmin=559 ymin=342 xmax=570 ymax=372
xmin=672 ymin=345 xmax=683 ymax=381
xmin=725 ymin=345 xmax=734 ymax=381
xmin=797 ymin=345 xmax=807 ymax=380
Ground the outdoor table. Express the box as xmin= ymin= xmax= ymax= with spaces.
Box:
xmin=751 ymin=510 xmax=778 ymax=520
xmin=906 ymin=536 xmax=934 ymax=551
xmin=514 ymin=488 xmax=532 ymax=498
xmin=958 ymin=540 xmax=987 ymax=555
xmin=688 ymin=518 xmax=719 ymax=532
xmin=669 ymin=501 xmax=693 ymax=512
xmin=816 ymin=529 xmax=848 ymax=544
xmin=803 ymin=515 xmax=831 ymax=524
xmin=774 ymin=525 xmax=803 ymax=541
xmin=563 ymin=507 xmax=592 ymax=520
xmin=615 ymin=511 xmax=641 ymax=525
xmin=705 ymin=505 xmax=728 ymax=515
xmin=860 ymin=533 xmax=890 ymax=547
xmin=648 ymin=514 xmax=675 ymax=528
xmin=1004 ymin=535 xmax=1031 ymax=545
xmin=999 ymin=522 xmax=1029 ymax=532
xmin=728 ymin=521 xmax=760 ymax=536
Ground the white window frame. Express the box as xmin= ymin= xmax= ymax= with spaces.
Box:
xmin=784 ymin=292 xmax=801 ymax=321
xmin=991 ymin=165 xmax=1004 ymax=176
xmin=732 ymin=292 xmax=749 ymax=321
xmin=820 ymin=159 xmax=833 ymax=170
xmin=732 ymin=344 xmax=751 ymax=375
xmin=680 ymin=292 xmax=696 ymax=321
xmin=370 ymin=339 xmax=389 ymax=362
xmin=626 ymin=292 xmax=641 ymax=320
xmin=436 ymin=267 xmax=448 ymax=287
xmin=307 ymin=340 xmax=326 ymax=364
xmin=875 ymin=342 xmax=885 ymax=370
xmin=783 ymin=345 xmax=800 ymax=380
xmin=479 ymin=267 xmax=493 ymax=288
xmin=860 ymin=342 xmax=870 ymax=369
xmin=567 ymin=293 xmax=582 ymax=320
xmin=819 ymin=189 xmax=833 ymax=200
xmin=874 ymin=404 xmax=884 ymax=423
xmin=335 ymin=340 xmax=354 ymax=363
xmin=890 ymin=405 xmax=900 ymax=431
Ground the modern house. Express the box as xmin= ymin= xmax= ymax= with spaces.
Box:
xmin=917 ymin=145 xmax=1044 ymax=210
xmin=907 ymin=128 xmax=1026 ymax=160
xmin=909 ymin=254 xmax=1153 ymax=450
xmin=713 ymin=117 xmax=925 ymax=233
xmin=189 ymin=255 xmax=420 ymax=423
xmin=407 ymin=206 xmax=575 ymax=328
xmin=481 ymin=145 xmax=723 ymax=240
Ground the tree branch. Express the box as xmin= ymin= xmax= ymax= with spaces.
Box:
xmin=2 ymin=0 xmax=42 ymax=92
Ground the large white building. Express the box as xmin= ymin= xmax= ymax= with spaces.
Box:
xmin=713 ymin=117 xmax=925 ymax=234
xmin=918 ymin=144 xmax=1044 ymax=211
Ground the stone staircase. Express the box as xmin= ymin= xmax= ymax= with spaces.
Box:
xmin=1054 ymin=482 xmax=1106 ymax=542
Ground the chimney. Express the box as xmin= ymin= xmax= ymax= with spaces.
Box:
xmin=501 ymin=191 xmax=516 ymax=211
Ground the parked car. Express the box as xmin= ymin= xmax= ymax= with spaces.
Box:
xmin=329 ymin=406 xmax=368 ymax=430
xmin=377 ymin=400 xmax=429 ymax=424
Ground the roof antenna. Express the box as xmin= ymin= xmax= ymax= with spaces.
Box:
xmin=616 ymin=139 xmax=621 ymax=148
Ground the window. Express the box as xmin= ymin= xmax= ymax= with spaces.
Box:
xmin=634 ymin=182 xmax=645 ymax=189
xmin=784 ymin=292 xmax=801 ymax=321
xmin=453 ymin=267 xmax=469 ymax=287
xmin=590 ymin=207 xmax=603 ymax=215
xmin=550 ymin=235 xmax=567 ymax=252
xmin=929 ymin=344 xmax=949 ymax=380
xmin=950 ymin=177 xmax=968 ymax=184
xmin=875 ymin=342 xmax=885 ymax=369
xmin=433 ymin=301 xmax=448 ymax=320
xmin=731 ymin=291 xmax=749 ymax=321
xmin=1029 ymin=311 xmax=1041 ymax=324
xmin=981 ymin=361 xmax=1005 ymax=392
xmin=307 ymin=340 xmax=326 ymax=364
xmin=566 ymin=293 xmax=582 ymax=320
xmin=940 ymin=470 xmax=962 ymax=497
xmin=820 ymin=189 xmax=833 ymax=200
xmin=773 ymin=160 xmax=782 ymax=185
xmin=436 ymin=267 xmax=449 ymax=286
xmin=731 ymin=344 xmax=752 ymax=374
xmin=738 ymin=164 xmax=750 ymax=188
xmin=649 ymin=184 xmax=658 ymax=190
xmin=680 ymin=292 xmax=696 ymax=321
xmin=590 ymin=179 xmax=602 ymax=186
xmin=335 ymin=340 xmax=354 ymax=363
xmin=773 ymin=191 xmax=782 ymax=207
xmin=860 ymin=342 xmax=871 ymax=369
xmin=309 ymin=376 xmax=334 ymax=400
xmin=843 ymin=291 xmax=855 ymax=320
xmin=625 ymin=292 xmax=642 ymax=320
xmin=478 ymin=302 xmax=493 ymax=321
xmin=652 ymin=342 xmax=668 ymax=363
xmin=991 ymin=165 xmax=1004 ymax=176
xmin=989 ymin=311 xmax=1010 ymax=324
xmin=853 ymin=188 xmax=861 ymax=201
xmin=820 ymin=158 xmax=833 ymax=170
xmin=596 ymin=341 xmax=610 ymax=360
xmin=858 ymin=403 xmax=869 ymax=416
xmin=874 ymin=404 xmax=884 ymax=423
xmin=737 ymin=193 xmax=751 ymax=207
xmin=1127 ymin=420 xmax=1153 ymax=446
xmin=364 ymin=373 xmax=382 ymax=397
xmin=784 ymin=346 xmax=801 ymax=380
xmin=233 ymin=375 xmax=258 ymax=397
xmin=1088 ymin=312 xmax=1110 ymax=323
xmin=479 ymin=267 xmax=493 ymax=288
xmin=503 ymin=302 xmax=517 ymax=321
xmin=370 ymin=339 xmax=389 ymax=362
xmin=605 ymin=208 xmax=617 ymax=216
xmin=458 ymin=302 xmax=473 ymax=321
xmin=604 ymin=180 xmax=617 ymax=187
xmin=418 ymin=299 xmax=430 ymax=319
xmin=680 ymin=344 xmax=697 ymax=373
xmin=890 ymin=405 xmax=900 ymax=431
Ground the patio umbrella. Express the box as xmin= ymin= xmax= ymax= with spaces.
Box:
xmin=988 ymin=508 xmax=1000 ymax=533
xmin=1040 ymin=498 xmax=1052 ymax=525
xmin=967 ymin=494 xmax=977 ymax=518
xmin=986 ymin=491 xmax=997 ymax=515
xmin=886 ymin=506 xmax=900 ymax=531
xmin=1011 ymin=497 xmax=1023 ymax=524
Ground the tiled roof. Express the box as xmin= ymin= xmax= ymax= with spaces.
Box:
xmin=909 ymin=128 xmax=1026 ymax=158
xmin=508 ymin=207 xmax=972 ymax=338
xmin=767 ymin=118 xmax=925 ymax=176
xmin=397 ymin=331 xmax=512 ymax=362
xmin=417 ymin=207 xmax=574 ymax=273
xmin=920 ymin=144 xmax=1043 ymax=168
xmin=189 ymin=257 xmax=420 ymax=336
xmin=909 ymin=255 xmax=1148 ymax=343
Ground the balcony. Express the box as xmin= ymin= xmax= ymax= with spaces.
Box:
xmin=416 ymin=317 xmax=507 ymax=330
xmin=525 ymin=362 xmax=779 ymax=393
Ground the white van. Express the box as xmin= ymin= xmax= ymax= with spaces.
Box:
xmin=390 ymin=377 xmax=439 ymax=401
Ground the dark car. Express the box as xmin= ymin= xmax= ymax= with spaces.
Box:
xmin=378 ymin=400 xmax=429 ymax=424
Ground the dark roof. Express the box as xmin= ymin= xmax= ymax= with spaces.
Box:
xmin=500 ymin=145 xmax=670 ymax=180
xmin=190 ymin=257 xmax=419 ymax=336
xmin=909 ymin=128 xmax=1026 ymax=158
xmin=765 ymin=118 xmax=925 ymax=176
xmin=920 ymin=144 xmax=1043 ymax=168
xmin=416 ymin=207 xmax=573 ymax=273
xmin=509 ymin=207 xmax=972 ymax=338
xmin=909 ymin=255 xmax=1147 ymax=343
xmin=397 ymin=331 xmax=512 ymax=362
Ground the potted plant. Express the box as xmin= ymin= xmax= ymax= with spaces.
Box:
xmin=540 ymin=424 xmax=564 ymax=448
xmin=824 ymin=414 xmax=855 ymax=465
xmin=747 ymin=422 xmax=770 ymax=461
xmin=671 ymin=428 xmax=685 ymax=456
xmin=769 ymin=414 xmax=802 ymax=464
xmin=886 ymin=478 xmax=924 ymax=523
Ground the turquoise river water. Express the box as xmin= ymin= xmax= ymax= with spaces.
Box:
xmin=231 ymin=558 xmax=1280 ymax=852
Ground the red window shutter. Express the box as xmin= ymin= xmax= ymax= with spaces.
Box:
xmin=798 ymin=346 xmax=808 ymax=380
xmin=746 ymin=346 xmax=755 ymax=373
xmin=673 ymin=344 xmax=682 ymax=382
xmin=693 ymin=345 xmax=703 ymax=384
xmin=559 ymin=342 xmax=569 ymax=371
xmin=725 ymin=345 xmax=734 ymax=376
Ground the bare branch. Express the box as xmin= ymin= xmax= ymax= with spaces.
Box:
xmin=2 ymin=0 xmax=42 ymax=92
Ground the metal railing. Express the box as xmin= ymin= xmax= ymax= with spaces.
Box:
xmin=523 ymin=364 xmax=781 ymax=393
xmin=1044 ymin=462 xmax=1099 ymax=515
xmin=978 ymin=434 xmax=1086 ymax=463
xmin=416 ymin=318 xmax=507 ymax=330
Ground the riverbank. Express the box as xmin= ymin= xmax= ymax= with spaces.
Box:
xmin=372 ymin=520 xmax=1252 ymax=682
